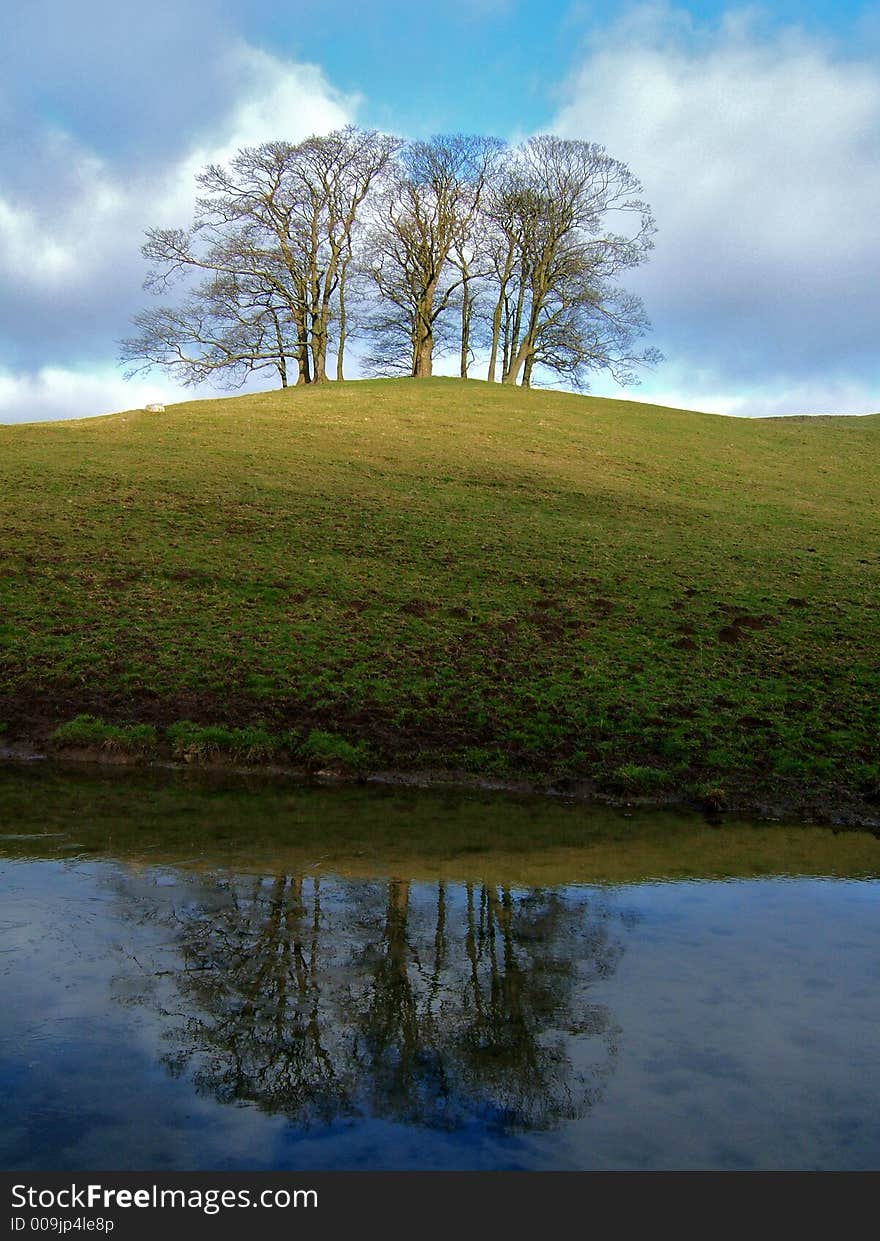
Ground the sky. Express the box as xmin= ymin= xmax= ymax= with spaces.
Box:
xmin=1 ymin=0 xmax=879 ymax=421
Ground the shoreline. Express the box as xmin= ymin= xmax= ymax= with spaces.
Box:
xmin=3 ymin=741 xmax=878 ymax=833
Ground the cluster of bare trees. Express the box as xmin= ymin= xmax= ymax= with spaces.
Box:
xmin=122 ymin=126 xmax=661 ymax=392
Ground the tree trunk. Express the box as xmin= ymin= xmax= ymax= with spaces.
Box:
xmin=501 ymin=303 xmax=511 ymax=380
xmin=460 ymin=272 xmax=470 ymax=379
xmin=294 ymin=308 xmax=311 ymax=384
xmin=271 ymin=313 xmax=288 ymax=389
xmin=411 ymin=279 xmax=438 ymax=378
xmin=506 ymin=290 xmax=542 ymax=385
xmin=311 ymin=321 xmax=328 ymax=383
xmin=504 ymin=339 xmax=529 ymax=385
xmin=487 ymin=292 xmax=503 ymax=382
xmin=413 ymin=331 xmax=434 ymax=377
xmin=336 ymin=255 xmax=350 ymax=382
xmin=488 ymin=238 xmax=515 ymax=383
xmin=503 ymin=280 xmax=528 ymax=382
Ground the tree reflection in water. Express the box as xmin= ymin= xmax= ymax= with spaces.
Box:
xmin=119 ymin=871 xmax=624 ymax=1134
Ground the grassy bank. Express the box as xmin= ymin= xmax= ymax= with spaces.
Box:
xmin=1 ymin=377 xmax=877 ymax=813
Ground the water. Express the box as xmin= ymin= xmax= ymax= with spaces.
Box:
xmin=1 ymin=765 xmax=879 ymax=1170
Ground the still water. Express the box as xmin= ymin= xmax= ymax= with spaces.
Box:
xmin=1 ymin=765 xmax=879 ymax=1170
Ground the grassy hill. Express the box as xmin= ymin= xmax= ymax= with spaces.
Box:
xmin=1 ymin=377 xmax=878 ymax=814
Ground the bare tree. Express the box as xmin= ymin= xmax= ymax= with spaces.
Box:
xmin=448 ymin=237 xmax=486 ymax=380
xmin=284 ymin=127 xmax=399 ymax=381
xmin=125 ymin=129 xmax=397 ymax=389
xmin=362 ymin=134 xmax=502 ymax=378
xmin=483 ymin=136 xmax=660 ymax=389
xmin=134 ymin=143 xmax=311 ymax=384
xmin=120 ymin=271 xmax=299 ymax=388
xmin=482 ymin=158 xmax=532 ymax=383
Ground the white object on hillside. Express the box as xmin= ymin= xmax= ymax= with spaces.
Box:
xmin=144 ymin=403 xmax=165 ymax=413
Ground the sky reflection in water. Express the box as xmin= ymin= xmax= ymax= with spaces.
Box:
xmin=1 ymin=767 xmax=879 ymax=1170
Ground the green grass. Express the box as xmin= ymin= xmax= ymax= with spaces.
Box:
xmin=166 ymin=720 xmax=281 ymax=764
xmin=608 ymin=764 xmax=673 ymax=795
xmin=299 ymin=728 xmax=372 ymax=774
xmin=1 ymin=377 xmax=878 ymax=805
xmin=51 ymin=714 xmax=157 ymax=755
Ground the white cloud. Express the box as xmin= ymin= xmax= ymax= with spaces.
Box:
xmin=206 ymin=44 xmax=357 ymax=164
xmin=0 ymin=198 xmax=79 ymax=286
xmin=154 ymin=44 xmax=359 ymax=225
xmin=0 ymin=134 xmax=125 ymax=290
xmin=550 ymin=6 xmax=880 ymax=402
xmin=723 ymin=381 xmax=880 ymax=419
xmin=0 ymin=45 xmax=358 ymax=296
xmin=0 ymin=365 xmax=222 ymax=424
xmin=589 ymin=362 xmax=880 ymax=418
xmin=0 ymin=44 xmax=359 ymax=420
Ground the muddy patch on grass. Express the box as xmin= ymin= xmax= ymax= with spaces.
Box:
xmin=399 ymin=599 xmax=439 ymax=617
xmin=718 ymin=613 xmax=776 ymax=644
xmin=164 ymin=567 xmax=216 ymax=585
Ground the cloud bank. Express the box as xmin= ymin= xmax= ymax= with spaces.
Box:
xmin=552 ymin=6 xmax=880 ymax=415
xmin=0 ymin=37 xmax=356 ymax=422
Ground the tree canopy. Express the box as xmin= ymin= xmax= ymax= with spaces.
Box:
xmin=122 ymin=127 xmax=661 ymax=392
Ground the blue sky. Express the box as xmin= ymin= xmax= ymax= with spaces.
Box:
xmin=1 ymin=0 xmax=879 ymax=419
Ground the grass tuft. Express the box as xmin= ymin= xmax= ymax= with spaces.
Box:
xmin=607 ymin=763 xmax=674 ymax=795
xmin=297 ymin=729 xmax=372 ymax=774
xmin=51 ymin=715 xmax=157 ymax=755
xmin=166 ymin=721 xmax=280 ymax=764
